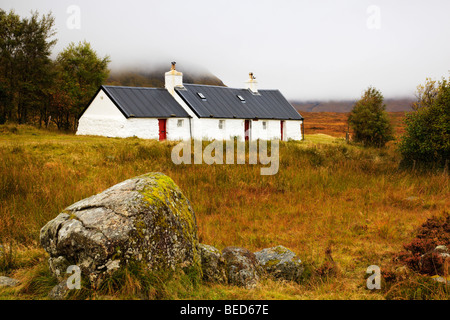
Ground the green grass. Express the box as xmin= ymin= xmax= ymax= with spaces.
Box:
xmin=303 ymin=133 xmax=342 ymax=144
xmin=0 ymin=124 xmax=448 ymax=300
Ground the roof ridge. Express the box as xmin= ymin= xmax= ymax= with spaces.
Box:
xmin=102 ymin=85 xmax=165 ymax=90
xmin=181 ymin=84 xmax=279 ymax=92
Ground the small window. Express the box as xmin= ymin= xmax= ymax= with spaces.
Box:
xmin=197 ymin=92 xmax=206 ymax=100
xmin=218 ymin=120 xmax=225 ymax=130
xmin=177 ymin=119 xmax=184 ymax=127
xmin=262 ymin=121 xmax=267 ymax=130
xmin=237 ymin=95 xmax=245 ymax=102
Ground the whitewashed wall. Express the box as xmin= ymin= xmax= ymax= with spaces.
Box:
xmin=166 ymin=118 xmax=191 ymax=141
xmin=284 ymin=120 xmax=303 ymax=141
xmin=188 ymin=118 xmax=302 ymax=141
xmin=190 ymin=118 xmax=245 ymax=141
xmin=122 ymin=118 xmax=159 ymax=139
xmin=76 ymin=90 xmax=128 ymax=137
xmin=251 ymin=120 xmax=282 ymax=141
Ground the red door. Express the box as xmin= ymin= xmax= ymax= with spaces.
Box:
xmin=158 ymin=119 xmax=167 ymax=141
xmin=244 ymin=120 xmax=250 ymax=141
xmin=280 ymin=121 xmax=284 ymax=141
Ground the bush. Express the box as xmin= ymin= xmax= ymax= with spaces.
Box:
xmin=399 ymin=77 xmax=450 ymax=168
xmin=348 ymin=87 xmax=394 ymax=147
xmin=395 ymin=213 xmax=450 ymax=275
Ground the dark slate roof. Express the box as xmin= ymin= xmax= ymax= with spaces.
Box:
xmin=175 ymin=84 xmax=303 ymax=120
xmin=101 ymin=85 xmax=191 ymax=118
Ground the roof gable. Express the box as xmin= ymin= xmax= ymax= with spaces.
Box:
xmin=175 ymin=84 xmax=303 ymax=120
xmin=102 ymin=85 xmax=191 ymax=118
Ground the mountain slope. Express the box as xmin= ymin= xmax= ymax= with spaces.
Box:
xmin=292 ymin=98 xmax=414 ymax=113
xmin=106 ymin=67 xmax=226 ymax=88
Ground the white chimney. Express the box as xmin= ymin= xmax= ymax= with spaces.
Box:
xmin=165 ymin=61 xmax=183 ymax=96
xmin=244 ymin=72 xmax=258 ymax=93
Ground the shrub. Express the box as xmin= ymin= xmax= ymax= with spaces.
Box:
xmin=395 ymin=213 xmax=450 ymax=275
xmin=399 ymin=77 xmax=450 ymax=168
xmin=348 ymin=87 xmax=394 ymax=147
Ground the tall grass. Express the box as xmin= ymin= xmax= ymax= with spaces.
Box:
xmin=0 ymin=124 xmax=448 ymax=299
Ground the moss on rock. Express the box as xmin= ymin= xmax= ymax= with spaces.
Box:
xmin=254 ymin=245 xmax=304 ymax=282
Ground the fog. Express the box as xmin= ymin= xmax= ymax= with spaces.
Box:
xmin=2 ymin=0 xmax=450 ymax=100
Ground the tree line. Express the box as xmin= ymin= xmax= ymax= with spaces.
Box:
xmin=0 ymin=9 xmax=110 ymax=131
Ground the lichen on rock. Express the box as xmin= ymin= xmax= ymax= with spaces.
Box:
xmin=254 ymin=245 xmax=303 ymax=282
xmin=198 ymin=243 xmax=227 ymax=284
xmin=222 ymin=246 xmax=261 ymax=289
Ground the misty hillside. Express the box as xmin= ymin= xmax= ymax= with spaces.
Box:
xmin=106 ymin=67 xmax=226 ymax=88
xmin=106 ymin=69 xmax=414 ymax=113
xmin=292 ymin=98 xmax=414 ymax=113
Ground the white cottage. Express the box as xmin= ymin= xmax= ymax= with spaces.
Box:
xmin=76 ymin=62 xmax=304 ymax=141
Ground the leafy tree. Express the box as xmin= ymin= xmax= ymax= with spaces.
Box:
xmin=55 ymin=41 xmax=110 ymax=130
xmin=0 ymin=9 xmax=56 ymax=124
xmin=411 ymin=77 xmax=439 ymax=111
xmin=348 ymin=86 xmax=394 ymax=147
xmin=399 ymin=77 xmax=450 ymax=168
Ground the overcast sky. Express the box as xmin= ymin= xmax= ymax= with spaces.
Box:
xmin=2 ymin=0 xmax=450 ymax=100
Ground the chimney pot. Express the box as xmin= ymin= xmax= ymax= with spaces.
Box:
xmin=165 ymin=62 xmax=183 ymax=96
xmin=245 ymin=72 xmax=258 ymax=93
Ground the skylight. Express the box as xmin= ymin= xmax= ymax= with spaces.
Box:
xmin=197 ymin=92 xmax=206 ymax=100
xmin=237 ymin=95 xmax=245 ymax=102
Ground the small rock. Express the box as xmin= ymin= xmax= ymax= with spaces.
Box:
xmin=0 ymin=276 xmax=20 ymax=288
xmin=222 ymin=247 xmax=261 ymax=289
xmin=254 ymin=245 xmax=304 ymax=282
xmin=434 ymin=245 xmax=449 ymax=255
xmin=431 ymin=275 xmax=449 ymax=284
xmin=198 ymin=243 xmax=227 ymax=283
xmin=48 ymin=280 xmax=70 ymax=300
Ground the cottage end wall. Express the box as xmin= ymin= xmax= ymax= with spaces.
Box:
xmin=76 ymin=90 xmax=128 ymax=137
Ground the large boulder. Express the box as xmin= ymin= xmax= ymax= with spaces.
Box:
xmin=222 ymin=247 xmax=261 ymax=289
xmin=40 ymin=172 xmax=200 ymax=282
xmin=254 ymin=245 xmax=303 ymax=282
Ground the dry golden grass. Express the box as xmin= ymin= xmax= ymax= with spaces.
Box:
xmin=0 ymin=123 xmax=448 ymax=300
xmin=302 ymin=112 xmax=408 ymax=138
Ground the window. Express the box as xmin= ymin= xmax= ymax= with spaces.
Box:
xmin=237 ymin=95 xmax=245 ymax=102
xmin=177 ymin=119 xmax=184 ymax=127
xmin=262 ymin=121 xmax=267 ymax=130
xmin=218 ymin=120 xmax=225 ymax=130
xmin=197 ymin=92 xmax=206 ymax=100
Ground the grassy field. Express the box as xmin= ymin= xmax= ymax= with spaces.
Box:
xmin=0 ymin=118 xmax=448 ymax=300
xmin=302 ymin=111 xmax=408 ymax=138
